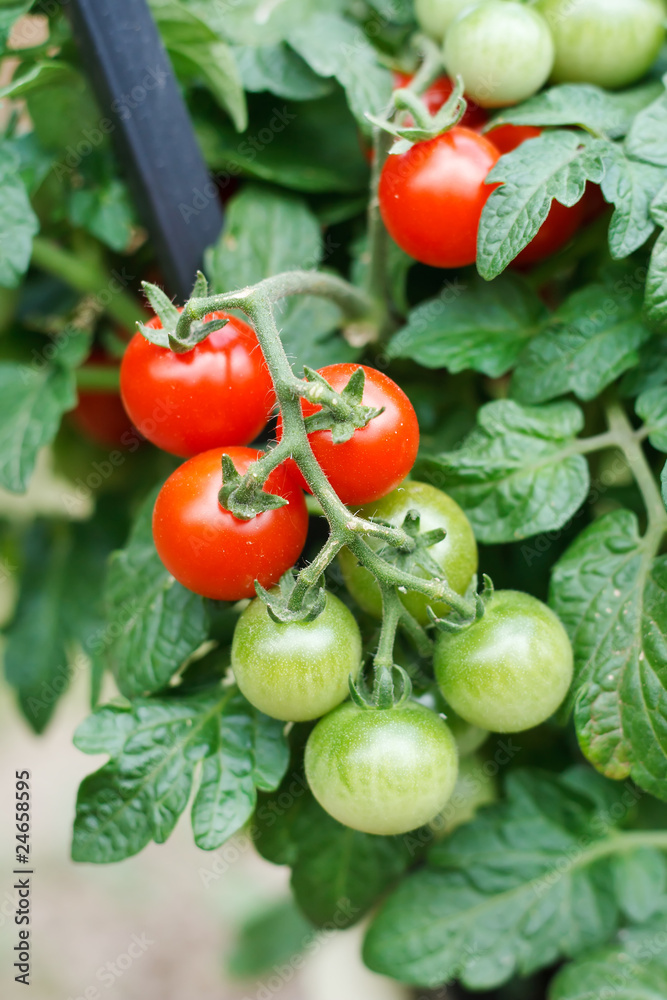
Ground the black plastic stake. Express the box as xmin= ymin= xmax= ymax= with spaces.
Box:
xmin=65 ymin=0 xmax=223 ymax=299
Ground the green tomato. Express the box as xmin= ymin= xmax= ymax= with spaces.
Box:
xmin=434 ymin=590 xmax=573 ymax=733
xmin=231 ymin=591 xmax=362 ymax=722
xmin=537 ymin=0 xmax=665 ymax=89
xmin=416 ymin=688 xmax=488 ymax=756
xmin=338 ymin=481 xmax=478 ymax=626
xmin=415 ymin=0 xmax=478 ymax=41
xmin=305 ymin=701 xmax=458 ymax=835
xmin=429 ymin=752 xmax=498 ymax=837
xmin=443 ymin=1 xmax=555 ymax=107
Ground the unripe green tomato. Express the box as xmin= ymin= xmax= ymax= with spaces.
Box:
xmin=415 ymin=0 xmax=478 ymax=41
xmin=536 ymin=0 xmax=665 ymax=89
xmin=429 ymin=752 xmax=498 ymax=837
xmin=434 ymin=590 xmax=573 ymax=732
xmin=231 ymin=591 xmax=362 ymax=722
xmin=305 ymin=701 xmax=459 ymax=835
xmin=338 ymin=481 xmax=478 ymax=625
xmin=415 ymin=688 xmax=489 ymax=756
xmin=444 ymin=1 xmax=555 ymax=107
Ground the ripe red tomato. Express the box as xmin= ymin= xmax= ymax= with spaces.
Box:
xmin=378 ymin=128 xmax=500 ymax=268
xmin=487 ymin=124 xmax=584 ymax=266
xmin=277 ymin=364 xmax=419 ymax=506
xmin=152 ymin=446 xmax=308 ymax=601
xmin=70 ymin=349 xmax=136 ymax=449
xmin=392 ymin=72 xmax=488 ymax=130
xmin=120 ymin=311 xmax=275 ymax=458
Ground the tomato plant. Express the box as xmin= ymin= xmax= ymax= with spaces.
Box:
xmin=305 ymin=701 xmax=459 ymax=835
xmin=537 ymin=0 xmax=666 ymax=89
xmin=120 ymin=310 xmax=274 ymax=457
xmin=231 ymin=590 xmax=362 ymax=721
xmin=443 ymin=2 xmax=555 ymax=108
xmin=152 ymin=446 xmax=308 ymax=601
xmin=379 ymin=127 xmax=500 ymax=267
xmin=4 ymin=2 xmax=667 ymax=997
xmin=277 ymin=363 xmax=420 ymax=504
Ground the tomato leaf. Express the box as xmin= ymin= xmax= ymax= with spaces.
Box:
xmin=72 ymin=689 xmax=288 ymax=863
xmin=549 ymin=510 xmax=667 ymax=798
xmin=100 ymin=486 xmax=210 ymax=698
xmin=386 ymin=273 xmax=546 ymax=378
xmin=232 ymin=43 xmax=333 ymax=101
xmin=227 ymin=899 xmax=314 ymax=978
xmin=611 ymin=848 xmax=667 ymax=923
xmin=488 ymin=81 xmax=664 ymax=139
xmin=420 ymin=400 xmax=590 ymax=543
xmin=0 ymin=362 xmax=76 ymax=493
xmin=206 ymin=184 xmax=358 ymax=370
xmin=511 ymin=284 xmax=652 ymax=404
xmin=636 ymin=387 xmax=667 ymax=451
xmin=477 ymin=131 xmax=607 ymax=279
xmin=646 ymin=228 xmax=667 ymax=328
xmin=364 ymin=768 xmax=646 ymax=990
xmin=600 ymin=148 xmax=664 ymax=258
xmin=0 ymin=147 xmax=39 ymax=288
xmin=549 ymin=921 xmax=667 ymax=1000
xmin=625 ymin=90 xmax=667 ymax=167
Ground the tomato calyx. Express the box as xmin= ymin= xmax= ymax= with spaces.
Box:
xmin=217 ymin=449 xmax=290 ymax=520
xmin=298 ymin=366 xmax=385 ymax=444
xmin=368 ymin=74 xmax=468 ymax=154
xmin=255 ymin=570 xmax=327 ymax=625
xmin=138 ymin=274 xmax=228 ymax=353
xmin=427 ymin=573 xmax=494 ymax=633
xmin=349 ymin=662 xmax=413 ymax=712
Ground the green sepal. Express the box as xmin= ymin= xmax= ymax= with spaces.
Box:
xmin=218 ymin=454 xmax=287 ymax=520
xmin=366 ymin=75 xmax=467 ymax=154
xmin=138 ymin=279 xmax=228 ymax=354
xmin=255 ymin=571 xmax=327 ymax=624
xmin=349 ymin=664 xmax=413 ymax=710
xmin=300 ymin=366 xmax=384 ymax=444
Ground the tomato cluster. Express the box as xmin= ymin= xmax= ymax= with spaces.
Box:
xmin=383 ymin=0 xmax=664 ymax=271
xmin=118 ymin=302 xmax=573 ymax=838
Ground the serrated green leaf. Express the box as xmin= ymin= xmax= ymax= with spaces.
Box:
xmin=601 ymin=149 xmax=664 ymax=258
xmin=288 ymin=13 xmax=392 ymax=127
xmin=511 ymin=284 xmax=652 ymax=404
xmin=67 ymin=177 xmax=136 ymax=253
xmin=232 ymin=43 xmax=333 ymax=100
xmin=488 ymin=81 xmax=664 ymax=139
xmin=205 ymin=184 xmax=354 ymax=370
xmin=637 ymin=387 xmax=667 ymax=451
xmin=387 ymin=274 xmax=546 ymax=377
xmin=364 ymin=768 xmax=644 ymax=990
xmin=549 ymin=920 xmax=667 ymax=1000
xmin=477 ymin=131 xmax=606 ymax=279
xmin=625 ymin=91 xmax=667 ymax=167
xmin=611 ymin=848 xmax=667 ymax=923
xmin=5 ymin=520 xmax=118 ymax=732
xmin=550 ymin=510 xmax=667 ymax=797
xmin=420 ymin=400 xmax=589 ymax=543
xmin=646 ymin=228 xmax=667 ymax=329
xmin=0 ymin=362 xmax=76 ymax=493
xmin=72 ymin=689 xmax=288 ymax=863
xmin=101 ymin=486 xmax=209 ymax=698
xmin=0 ymin=147 xmax=39 ymax=288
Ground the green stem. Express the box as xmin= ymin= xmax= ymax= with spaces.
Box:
xmin=31 ymin=236 xmax=147 ymax=330
xmin=288 ymin=534 xmax=343 ymax=611
xmin=605 ymin=398 xmax=667 ymax=546
xmin=573 ymin=829 xmax=667 ymax=867
xmin=374 ymin=586 xmax=404 ymax=669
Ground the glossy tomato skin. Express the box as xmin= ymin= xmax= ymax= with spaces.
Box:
xmin=152 ymin=446 xmax=308 ymax=601
xmin=379 ymin=128 xmax=500 ymax=268
xmin=415 ymin=0 xmax=478 ymax=41
xmin=231 ymin=591 xmax=362 ymax=721
xmin=444 ymin=2 xmax=554 ymax=108
xmin=305 ymin=701 xmax=459 ymax=835
xmin=487 ymin=124 xmax=584 ymax=265
xmin=434 ymin=590 xmax=573 ymax=733
xmin=338 ymin=481 xmax=478 ymax=624
xmin=392 ymin=72 xmax=488 ymax=131
xmin=71 ymin=349 xmax=136 ymax=449
xmin=120 ymin=311 xmax=274 ymax=458
xmin=537 ymin=0 xmax=665 ymax=89
xmin=278 ymin=364 xmax=419 ymax=505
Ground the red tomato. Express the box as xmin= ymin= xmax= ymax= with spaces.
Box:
xmin=277 ymin=364 xmax=419 ymax=506
xmin=152 ymin=446 xmax=308 ymax=601
xmin=392 ymin=72 xmax=488 ymax=130
xmin=378 ymin=127 xmax=500 ymax=268
xmin=70 ymin=349 xmax=136 ymax=449
xmin=487 ymin=123 xmax=584 ymax=266
xmin=120 ymin=311 xmax=275 ymax=458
